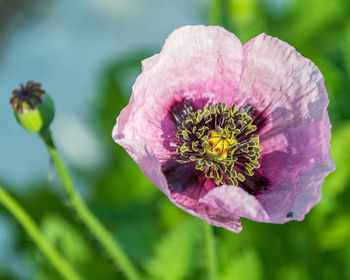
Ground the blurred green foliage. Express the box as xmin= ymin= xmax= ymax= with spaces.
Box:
xmin=1 ymin=0 xmax=350 ymax=279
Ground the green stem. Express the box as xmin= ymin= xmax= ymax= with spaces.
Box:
xmin=0 ymin=186 xmax=83 ymax=280
xmin=39 ymin=129 xmax=141 ymax=280
xmin=209 ymin=0 xmax=223 ymax=26
xmin=209 ymin=0 xmax=230 ymax=29
xmin=203 ymin=222 xmax=218 ymax=280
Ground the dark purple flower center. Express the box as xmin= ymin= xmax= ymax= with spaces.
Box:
xmin=175 ymin=103 xmax=262 ymax=186
xmin=9 ymin=81 xmax=45 ymax=114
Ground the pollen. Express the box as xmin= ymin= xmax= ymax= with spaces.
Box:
xmin=175 ymin=102 xmax=262 ymax=186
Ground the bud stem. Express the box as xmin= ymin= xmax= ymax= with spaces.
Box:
xmin=0 ymin=186 xmax=83 ymax=280
xmin=39 ymin=130 xmax=141 ymax=280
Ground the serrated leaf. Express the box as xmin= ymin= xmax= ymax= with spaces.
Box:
xmin=145 ymin=218 xmax=200 ymax=280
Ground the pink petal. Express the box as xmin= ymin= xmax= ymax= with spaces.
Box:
xmin=169 ymin=186 xmax=243 ymax=233
xmin=240 ymin=33 xmax=330 ymax=137
xmin=257 ymin=116 xmax=334 ymax=223
xmin=201 ymin=185 xmax=269 ymax=222
xmin=227 ymin=33 xmax=336 ymax=223
xmin=113 ymin=110 xmax=169 ymax=196
xmin=112 ymin=26 xmax=334 ymax=232
xmin=118 ymin=25 xmax=244 ymax=159
xmin=140 ymin=25 xmax=243 ymax=106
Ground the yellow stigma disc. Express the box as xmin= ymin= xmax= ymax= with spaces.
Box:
xmin=205 ymin=130 xmax=237 ymax=160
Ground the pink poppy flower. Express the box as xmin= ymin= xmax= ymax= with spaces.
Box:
xmin=112 ymin=25 xmax=335 ymax=233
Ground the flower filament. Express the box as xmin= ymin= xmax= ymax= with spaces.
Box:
xmin=176 ymin=103 xmax=262 ymax=186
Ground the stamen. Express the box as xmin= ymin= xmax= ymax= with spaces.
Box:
xmin=175 ymin=103 xmax=262 ymax=186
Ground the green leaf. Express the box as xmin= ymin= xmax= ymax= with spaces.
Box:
xmin=343 ymin=21 xmax=350 ymax=81
xmin=287 ymin=0 xmax=347 ymax=46
xmin=93 ymin=52 xmax=158 ymax=208
xmin=277 ymin=264 xmax=311 ymax=280
xmin=41 ymin=214 xmax=93 ymax=264
xmin=94 ymin=52 xmax=153 ymax=146
xmin=145 ymin=218 xmax=200 ymax=280
xmin=318 ymin=215 xmax=350 ymax=251
xmin=221 ymin=248 xmax=262 ymax=280
xmin=311 ymin=123 xmax=350 ymax=224
xmin=321 ymin=122 xmax=350 ymax=201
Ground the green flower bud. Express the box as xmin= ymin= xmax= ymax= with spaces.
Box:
xmin=10 ymin=81 xmax=55 ymax=133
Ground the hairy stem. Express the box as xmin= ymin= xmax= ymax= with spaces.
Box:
xmin=203 ymin=222 xmax=218 ymax=280
xmin=39 ymin=129 xmax=141 ymax=280
xmin=0 ymin=186 xmax=83 ymax=280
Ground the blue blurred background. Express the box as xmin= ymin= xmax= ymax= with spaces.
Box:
xmin=1 ymin=0 xmax=350 ymax=279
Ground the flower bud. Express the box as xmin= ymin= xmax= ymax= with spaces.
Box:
xmin=10 ymin=81 xmax=55 ymax=133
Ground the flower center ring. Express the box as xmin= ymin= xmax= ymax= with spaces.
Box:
xmin=175 ymin=103 xmax=262 ymax=186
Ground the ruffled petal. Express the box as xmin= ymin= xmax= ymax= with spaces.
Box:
xmin=112 ymin=26 xmax=334 ymax=233
xmin=113 ymin=107 xmax=169 ymax=195
xmin=201 ymin=185 xmax=269 ymax=222
xmin=122 ymin=25 xmax=244 ymax=159
xmin=236 ymin=33 xmax=335 ymax=223
xmin=169 ymin=184 xmax=243 ymax=233
xmin=240 ymin=33 xmax=330 ymax=137
xmin=114 ymin=111 xmax=243 ymax=232
xmin=257 ymin=115 xmax=334 ymax=223
xmin=141 ymin=25 xmax=243 ymax=104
